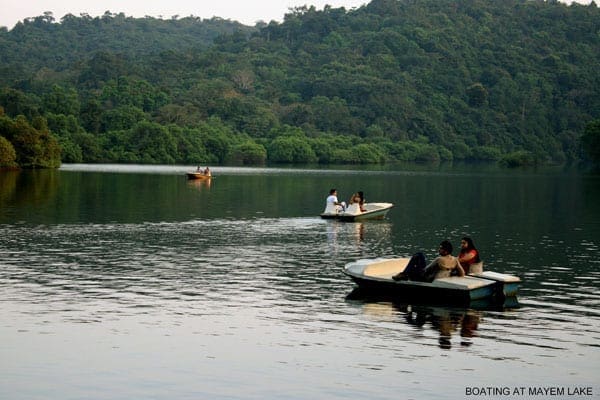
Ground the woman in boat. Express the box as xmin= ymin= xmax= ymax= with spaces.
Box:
xmin=357 ymin=191 xmax=366 ymax=212
xmin=457 ymin=236 xmax=481 ymax=274
xmin=348 ymin=192 xmax=366 ymax=212
xmin=392 ymin=240 xmax=465 ymax=282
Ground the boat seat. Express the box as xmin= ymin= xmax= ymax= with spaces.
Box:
xmin=362 ymin=258 xmax=410 ymax=278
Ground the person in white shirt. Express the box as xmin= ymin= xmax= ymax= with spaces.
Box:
xmin=326 ymin=188 xmax=345 ymax=210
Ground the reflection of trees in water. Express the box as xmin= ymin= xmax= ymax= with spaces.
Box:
xmin=0 ymin=169 xmax=59 ymax=209
xmin=0 ymin=170 xmax=18 ymax=203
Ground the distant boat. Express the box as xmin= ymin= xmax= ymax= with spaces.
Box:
xmin=321 ymin=202 xmax=393 ymax=221
xmin=186 ymin=172 xmax=212 ymax=180
xmin=343 ymin=257 xmax=521 ymax=304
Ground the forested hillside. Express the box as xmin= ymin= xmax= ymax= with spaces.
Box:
xmin=1 ymin=0 xmax=599 ymax=168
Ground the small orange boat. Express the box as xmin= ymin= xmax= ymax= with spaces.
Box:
xmin=186 ymin=172 xmax=212 ymax=180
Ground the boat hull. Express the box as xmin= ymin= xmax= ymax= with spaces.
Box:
xmin=321 ymin=202 xmax=393 ymax=221
xmin=345 ymin=274 xmax=496 ymax=304
xmin=343 ymin=258 xmax=520 ymax=305
xmin=470 ymin=271 xmax=521 ymax=297
xmin=186 ymin=172 xmax=211 ymax=180
xmin=338 ymin=207 xmax=391 ymax=221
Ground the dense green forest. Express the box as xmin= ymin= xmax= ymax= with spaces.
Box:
xmin=0 ymin=0 xmax=599 ymax=168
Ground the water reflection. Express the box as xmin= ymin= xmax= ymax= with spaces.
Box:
xmin=186 ymin=177 xmax=212 ymax=190
xmin=325 ymin=220 xmax=392 ymax=253
xmin=346 ymin=289 xmax=520 ymax=349
xmin=0 ymin=169 xmax=59 ymax=209
xmin=404 ymin=305 xmax=482 ymax=349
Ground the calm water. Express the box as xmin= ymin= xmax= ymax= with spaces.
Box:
xmin=1 ymin=164 xmax=599 ymax=400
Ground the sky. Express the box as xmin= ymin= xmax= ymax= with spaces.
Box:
xmin=0 ymin=0 xmax=371 ymax=29
xmin=1 ymin=0 xmax=593 ymax=30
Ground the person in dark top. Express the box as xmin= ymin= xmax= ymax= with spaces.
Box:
xmin=393 ymin=240 xmax=465 ymax=282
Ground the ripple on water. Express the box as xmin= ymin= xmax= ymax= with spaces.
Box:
xmin=1 ymin=217 xmax=600 ymax=393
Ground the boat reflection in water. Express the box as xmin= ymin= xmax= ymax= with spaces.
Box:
xmin=346 ymin=288 xmax=519 ymax=349
xmin=186 ymin=177 xmax=212 ymax=190
xmin=326 ymin=220 xmax=391 ymax=247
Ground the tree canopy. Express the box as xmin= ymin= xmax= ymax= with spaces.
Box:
xmin=0 ymin=0 xmax=598 ymax=168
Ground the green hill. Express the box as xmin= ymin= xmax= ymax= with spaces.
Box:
xmin=1 ymin=0 xmax=599 ymax=167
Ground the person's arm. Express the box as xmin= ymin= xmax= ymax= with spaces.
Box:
xmin=455 ymin=258 xmax=465 ymax=277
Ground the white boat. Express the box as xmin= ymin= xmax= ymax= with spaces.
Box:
xmin=343 ymin=257 xmax=521 ymax=303
xmin=321 ymin=202 xmax=394 ymax=221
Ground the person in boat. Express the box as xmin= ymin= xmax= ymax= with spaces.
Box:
xmin=348 ymin=191 xmax=366 ymax=212
xmin=392 ymin=240 xmax=465 ymax=282
xmin=357 ymin=191 xmax=366 ymax=212
xmin=327 ymin=188 xmax=345 ymax=210
xmin=204 ymin=167 xmax=211 ymax=176
xmin=457 ymin=236 xmax=481 ymax=274
xmin=349 ymin=192 xmax=361 ymax=206
xmin=196 ymin=165 xmax=201 ymax=172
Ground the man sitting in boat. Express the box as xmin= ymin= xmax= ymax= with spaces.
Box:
xmin=392 ymin=240 xmax=465 ymax=282
xmin=326 ymin=188 xmax=346 ymax=211
xmin=204 ymin=167 xmax=211 ymax=176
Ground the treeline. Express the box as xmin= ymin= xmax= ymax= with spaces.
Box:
xmin=0 ymin=0 xmax=599 ymax=168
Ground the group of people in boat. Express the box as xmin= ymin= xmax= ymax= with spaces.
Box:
xmin=392 ymin=237 xmax=481 ymax=282
xmin=326 ymin=188 xmax=366 ymax=212
xmin=326 ymin=188 xmax=483 ymax=283
xmin=196 ymin=166 xmax=211 ymax=176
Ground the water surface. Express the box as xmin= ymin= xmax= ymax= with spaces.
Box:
xmin=1 ymin=164 xmax=599 ymax=399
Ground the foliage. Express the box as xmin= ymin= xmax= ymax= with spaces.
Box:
xmin=230 ymin=140 xmax=267 ymax=164
xmin=0 ymin=1 xmax=598 ymax=166
xmin=0 ymin=135 xmax=17 ymax=167
xmin=268 ymin=135 xmax=318 ymax=163
xmin=581 ymin=119 xmax=600 ymax=165
xmin=498 ymin=151 xmax=537 ymax=168
xmin=0 ymin=114 xmax=61 ymax=168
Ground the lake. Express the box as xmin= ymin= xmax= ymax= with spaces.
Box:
xmin=1 ymin=163 xmax=599 ymax=400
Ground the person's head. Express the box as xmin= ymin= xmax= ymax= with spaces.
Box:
xmin=460 ymin=236 xmax=476 ymax=251
xmin=439 ymin=240 xmax=453 ymax=255
xmin=329 ymin=188 xmax=337 ymax=195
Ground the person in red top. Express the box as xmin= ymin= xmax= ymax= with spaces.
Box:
xmin=458 ymin=236 xmax=481 ymax=274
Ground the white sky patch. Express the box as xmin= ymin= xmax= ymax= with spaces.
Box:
xmin=0 ymin=0 xmax=371 ymax=29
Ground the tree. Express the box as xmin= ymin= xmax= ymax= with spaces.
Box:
xmin=0 ymin=89 xmax=40 ymax=120
xmin=268 ymin=135 xmax=317 ymax=163
xmin=0 ymin=135 xmax=17 ymax=167
xmin=231 ymin=140 xmax=267 ymax=164
xmin=42 ymin=85 xmax=80 ymax=116
xmin=467 ymin=83 xmax=488 ymax=107
xmin=581 ymin=119 xmax=600 ymax=164
xmin=129 ymin=121 xmax=178 ymax=164
xmin=2 ymin=115 xmax=61 ymax=168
